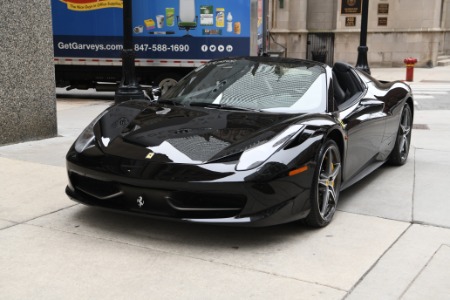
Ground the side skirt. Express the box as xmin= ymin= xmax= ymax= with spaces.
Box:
xmin=340 ymin=160 xmax=385 ymax=191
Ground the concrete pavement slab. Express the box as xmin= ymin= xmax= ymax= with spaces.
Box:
xmin=56 ymin=99 xmax=111 ymax=137
xmin=413 ymin=110 xmax=450 ymax=127
xmin=0 ymin=136 xmax=74 ymax=167
xmin=0 ymin=99 xmax=110 ymax=167
xmin=346 ymin=224 xmax=450 ymax=300
xmin=28 ymin=204 xmax=409 ymax=291
xmin=414 ymin=149 xmax=450 ymax=228
xmin=412 ymin=111 xmax=450 ymax=152
xmin=401 ymin=245 xmax=450 ymax=300
xmin=0 ymin=220 xmax=15 ymax=229
xmin=338 ymin=149 xmax=414 ymax=222
xmin=0 ymin=224 xmax=345 ymax=300
xmin=0 ymin=157 xmax=74 ymax=223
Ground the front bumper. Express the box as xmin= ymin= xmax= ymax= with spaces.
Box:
xmin=66 ymin=156 xmax=314 ymax=226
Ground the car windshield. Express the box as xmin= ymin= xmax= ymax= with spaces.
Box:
xmin=162 ymin=58 xmax=327 ymax=113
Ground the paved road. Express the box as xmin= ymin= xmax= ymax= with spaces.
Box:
xmin=1 ymin=67 xmax=450 ymax=299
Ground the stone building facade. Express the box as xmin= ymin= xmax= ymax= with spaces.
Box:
xmin=268 ymin=0 xmax=450 ymax=67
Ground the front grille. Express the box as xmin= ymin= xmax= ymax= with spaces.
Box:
xmin=167 ymin=191 xmax=246 ymax=211
xmin=69 ymin=172 xmax=247 ymax=219
xmin=70 ymin=172 xmax=123 ymax=200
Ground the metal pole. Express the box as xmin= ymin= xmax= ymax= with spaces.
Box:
xmin=355 ymin=0 xmax=371 ymax=74
xmin=115 ymin=0 xmax=144 ymax=104
xmin=262 ymin=0 xmax=268 ymax=53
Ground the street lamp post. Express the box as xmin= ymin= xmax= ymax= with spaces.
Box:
xmin=115 ymin=0 xmax=144 ymax=104
xmin=355 ymin=0 xmax=371 ymax=74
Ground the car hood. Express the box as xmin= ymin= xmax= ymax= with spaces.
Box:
xmin=95 ymin=100 xmax=306 ymax=164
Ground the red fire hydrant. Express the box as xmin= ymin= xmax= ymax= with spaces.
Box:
xmin=404 ymin=57 xmax=418 ymax=82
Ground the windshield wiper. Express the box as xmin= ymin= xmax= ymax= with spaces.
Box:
xmin=189 ymin=102 xmax=261 ymax=112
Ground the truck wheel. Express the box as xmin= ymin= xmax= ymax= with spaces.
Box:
xmin=155 ymin=73 xmax=180 ymax=94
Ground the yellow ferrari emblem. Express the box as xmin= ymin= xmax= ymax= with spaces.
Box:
xmin=145 ymin=152 xmax=154 ymax=159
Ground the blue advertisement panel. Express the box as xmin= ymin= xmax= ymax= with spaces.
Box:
xmin=52 ymin=0 xmax=251 ymax=60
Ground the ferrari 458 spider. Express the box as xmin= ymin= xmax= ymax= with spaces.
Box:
xmin=66 ymin=57 xmax=413 ymax=227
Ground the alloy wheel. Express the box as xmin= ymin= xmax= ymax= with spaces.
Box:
xmin=399 ymin=107 xmax=412 ymax=161
xmin=317 ymin=145 xmax=341 ymax=219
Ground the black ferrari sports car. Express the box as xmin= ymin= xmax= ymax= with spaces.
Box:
xmin=66 ymin=57 xmax=413 ymax=227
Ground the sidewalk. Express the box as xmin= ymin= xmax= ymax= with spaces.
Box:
xmin=0 ymin=66 xmax=450 ymax=299
xmin=371 ymin=65 xmax=450 ymax=84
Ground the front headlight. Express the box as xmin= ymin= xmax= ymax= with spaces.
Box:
xmin=74 ymin=109 xmax=109 ymax=153
xmin=236 ymin=124 xmax=305 ymax=171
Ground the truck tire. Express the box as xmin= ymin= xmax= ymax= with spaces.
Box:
xmin=154 ymin=73 xmax=181 ymax=94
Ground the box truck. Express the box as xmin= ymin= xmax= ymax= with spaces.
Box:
xmin=52 ymin=0 xmax=267 ymax=92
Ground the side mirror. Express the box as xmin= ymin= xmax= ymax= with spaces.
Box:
xmin=153 ymin=87 xmax=162 ymax=98
xmin=348 ymin=99 xmax=384 ymax=119
xmin=360 ymin=99 xmax=384 ymax=113
xmin=146 ymin=87 xmax=162 ymax=101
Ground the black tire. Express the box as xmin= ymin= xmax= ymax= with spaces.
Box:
xmin=388 ymin=104 xmax=412 ymax=166
xmin=154 ymin=73 xmax=181 ymax=95
xmin=305 ymin=140 xmax=342 ymax=227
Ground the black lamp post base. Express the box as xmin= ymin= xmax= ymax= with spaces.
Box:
xmin=115 ymin=86 xmax=145 ymax=103
xmin=356 ymin=46 xmax=371 ymax=75
xmin=114 ymin=0 xmax=144 ymax=105
xmin=114 ymin=49 xmax=144 ymax=104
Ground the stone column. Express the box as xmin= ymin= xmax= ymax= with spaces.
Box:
xmin=269 ymin=0 xmax=308 ymax=58
xmin=0 ymin=1 xmax=57 ymax=145
xmin=442 ymin=0 xmax=450 ymax=54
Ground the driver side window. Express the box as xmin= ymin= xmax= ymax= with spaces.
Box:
xmin=332 ymin=62 xmax=364 ymax=108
